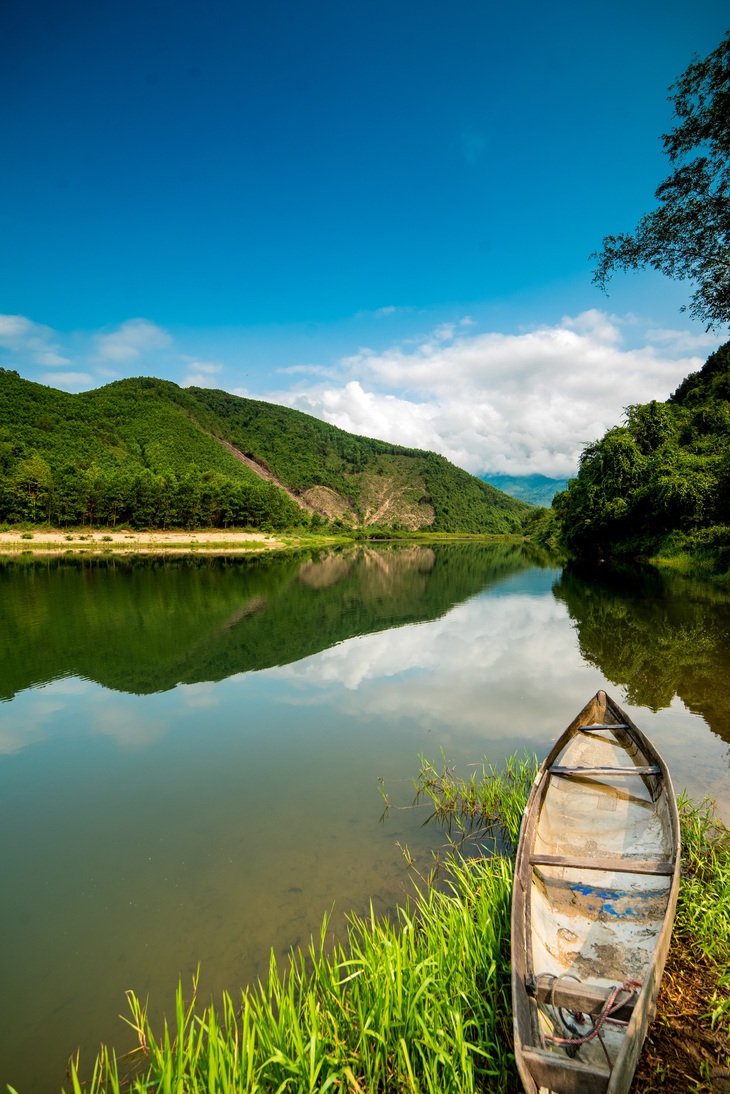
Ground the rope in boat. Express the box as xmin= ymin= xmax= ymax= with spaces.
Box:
xmin=538 ymin=973 xmax=643 ymax=1067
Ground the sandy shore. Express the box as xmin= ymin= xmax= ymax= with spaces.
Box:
xmin=0 ymin=528 xmax=287 ymax=555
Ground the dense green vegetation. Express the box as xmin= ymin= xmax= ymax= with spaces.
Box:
xmin=553 ymin=340 xmax=730 ymax=572
xmin=186 ymin=386 xmax=527 ymax=533
xmin=58 ymin=757 xmax=730 ymax=1094
xmin=0 ymin=370 xmax=529 ymax=534
xmin=0 ymin=371 xmax=303 ymax=530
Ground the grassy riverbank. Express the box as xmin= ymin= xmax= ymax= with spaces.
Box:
xmin=54 ymin=755 xmax=730 ymax=1094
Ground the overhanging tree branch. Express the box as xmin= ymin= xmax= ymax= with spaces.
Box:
xmin=592 ymin=30 xmax=730 ymax=330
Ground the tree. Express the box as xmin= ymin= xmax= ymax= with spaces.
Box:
xmin=592 ymin=31 xmax=730 ymax=329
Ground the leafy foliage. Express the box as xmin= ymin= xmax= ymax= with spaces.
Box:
xmin=554 ymin=340 xmax=730 ymax=565
xmin=592 ymin=31 xmax=730 ymax=329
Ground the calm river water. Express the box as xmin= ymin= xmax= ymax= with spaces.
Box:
xmin=1 ymin=543 xmax=729 ymax=1091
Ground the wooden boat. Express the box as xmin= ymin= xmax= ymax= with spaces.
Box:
xmin=511 ymin=690 xmax=680 ymax=1094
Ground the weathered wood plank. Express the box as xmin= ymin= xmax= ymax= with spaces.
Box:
xmin=581 ymin=723 xmax=630 ymax=731
xmin=530 ymin=852 xmax=674 ymax=875
xmin=529 ymin=975 xmax=637 ymax=1022
xmin=549 ymin=764 xmax=660 ymax=776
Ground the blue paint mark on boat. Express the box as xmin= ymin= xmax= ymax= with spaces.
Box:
xmin=571 ymin=884 xmax=666 ymax=917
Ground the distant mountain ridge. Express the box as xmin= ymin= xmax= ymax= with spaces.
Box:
xmin=0 ymin=370 xmax=531 ymax=533
xmin=481 ymin=474 xmax=568 ymax=508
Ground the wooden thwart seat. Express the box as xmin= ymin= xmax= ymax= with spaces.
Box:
xmin=528 ymin=974 xmax=637 ymax=1023
xmin=580 ymin=723 xmax=629 ymax=731
xmin=530 ymin=852 xmax=675 ymax=875
xmin=549 ymin=764 xmax=660 ymax=777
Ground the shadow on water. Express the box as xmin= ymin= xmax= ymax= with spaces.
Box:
xmin=0 ymin=541 xmax=542 ymax=699
xmin=553 ymin=560 xmax=730 ymax=746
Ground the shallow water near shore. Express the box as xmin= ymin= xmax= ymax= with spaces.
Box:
xmin=1 ymin=543 xmax=729 ymax=1092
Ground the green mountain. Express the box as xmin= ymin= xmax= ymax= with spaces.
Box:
xmin=0 ymin=370 xmax=530 ymax=533
xmin=553 ymin=340 xmax=730 ymax=570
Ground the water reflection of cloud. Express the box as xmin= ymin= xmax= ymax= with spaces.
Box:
xmin=270 ymin=592 xmax=605 ymax=756
xmin=0 ymin=683 xmax=91 ymax=753
xmin=177 ymin=682 xmax=220 ymax=709
xmin=268 ymin=591 xmax=730 ymax=816
xmin=89 ymin=706 xmax=169 ymax=749
xmin=274 ymin=594 xmax=575 ymax=693
xmin=40 ymin=677 xmax=93 ymax=696
xmin=0 ymin=716 xmax=48 ymax=755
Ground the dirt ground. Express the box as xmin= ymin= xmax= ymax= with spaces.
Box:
xmin=0 ymin=528 xmax=286 ymax=554
xmin=633 ymin=948 xmax=730 ymax=1093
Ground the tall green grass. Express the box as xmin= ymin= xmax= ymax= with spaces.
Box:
xmin=63 ymin=857 xmax=516 ymax=1094
xmin=675 ymin=794 xmax=730 ymax=1035
xmin=52 ymin=754 xmax=730 ymax=1094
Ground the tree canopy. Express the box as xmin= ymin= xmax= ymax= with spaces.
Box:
xmin=592 ymin=31 xmax=730 ymax=329
xmin=553 ymin=339 xmax=730 ymax=566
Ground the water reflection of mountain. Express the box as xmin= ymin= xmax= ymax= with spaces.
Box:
xmin=0 ymin=543 xmax=536 ymax=698
xmin=554 ymin=562 xmax=730 ymax=746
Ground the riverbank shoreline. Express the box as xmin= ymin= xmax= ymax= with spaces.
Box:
xmin=0 ymin=528 xmax=289 ymax=555
xmin=0 ymin=526 xmax=527 ymax=557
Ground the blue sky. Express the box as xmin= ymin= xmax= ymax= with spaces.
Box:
xmin=1 ymin=0 xmax=727 ymax=476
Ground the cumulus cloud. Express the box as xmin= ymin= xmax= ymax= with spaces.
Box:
xmin=268 ymin=310 xmax=711 ymax=477
xmin=1 ymin=307 xmax=719 ymax=478
xmin=95 ymin=318 xmax=172 ymax=362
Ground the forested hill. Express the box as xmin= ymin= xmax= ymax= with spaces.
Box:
xmin=0 ymin=370 xmax=530 ymax=533
xmin=553 ymin=340 xmax=730 ymax=569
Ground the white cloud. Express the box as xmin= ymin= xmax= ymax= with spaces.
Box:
xmin=353 ymin=304 xmax=411 ymax=320
xmin=0 ymin=314 xmax=31 ymax=339
xmin=2 ymin=307 xmax=720 ymax=478
xmin=40 ymin=371 xmax=95 ymax=390
xmin=266 ymin=310 xmax=713 ymax=477
xmin=0 ymin=312 xmax=71 ymax=366
xmin=181 ymin=359 xmax=223 ymax=388
xmin=90 ymin=705 xmax=168 ymax=748
xmin=270 ymin=586 xmax=595 ymax=754
xmin=95 ymin=318 xmax=172 ymax=362
xmin=644 ymin=327 xmax=720 ymax=353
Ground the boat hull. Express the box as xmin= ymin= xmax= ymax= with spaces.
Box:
xmin=511 ymin=691 xmax=680 ymax=1094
